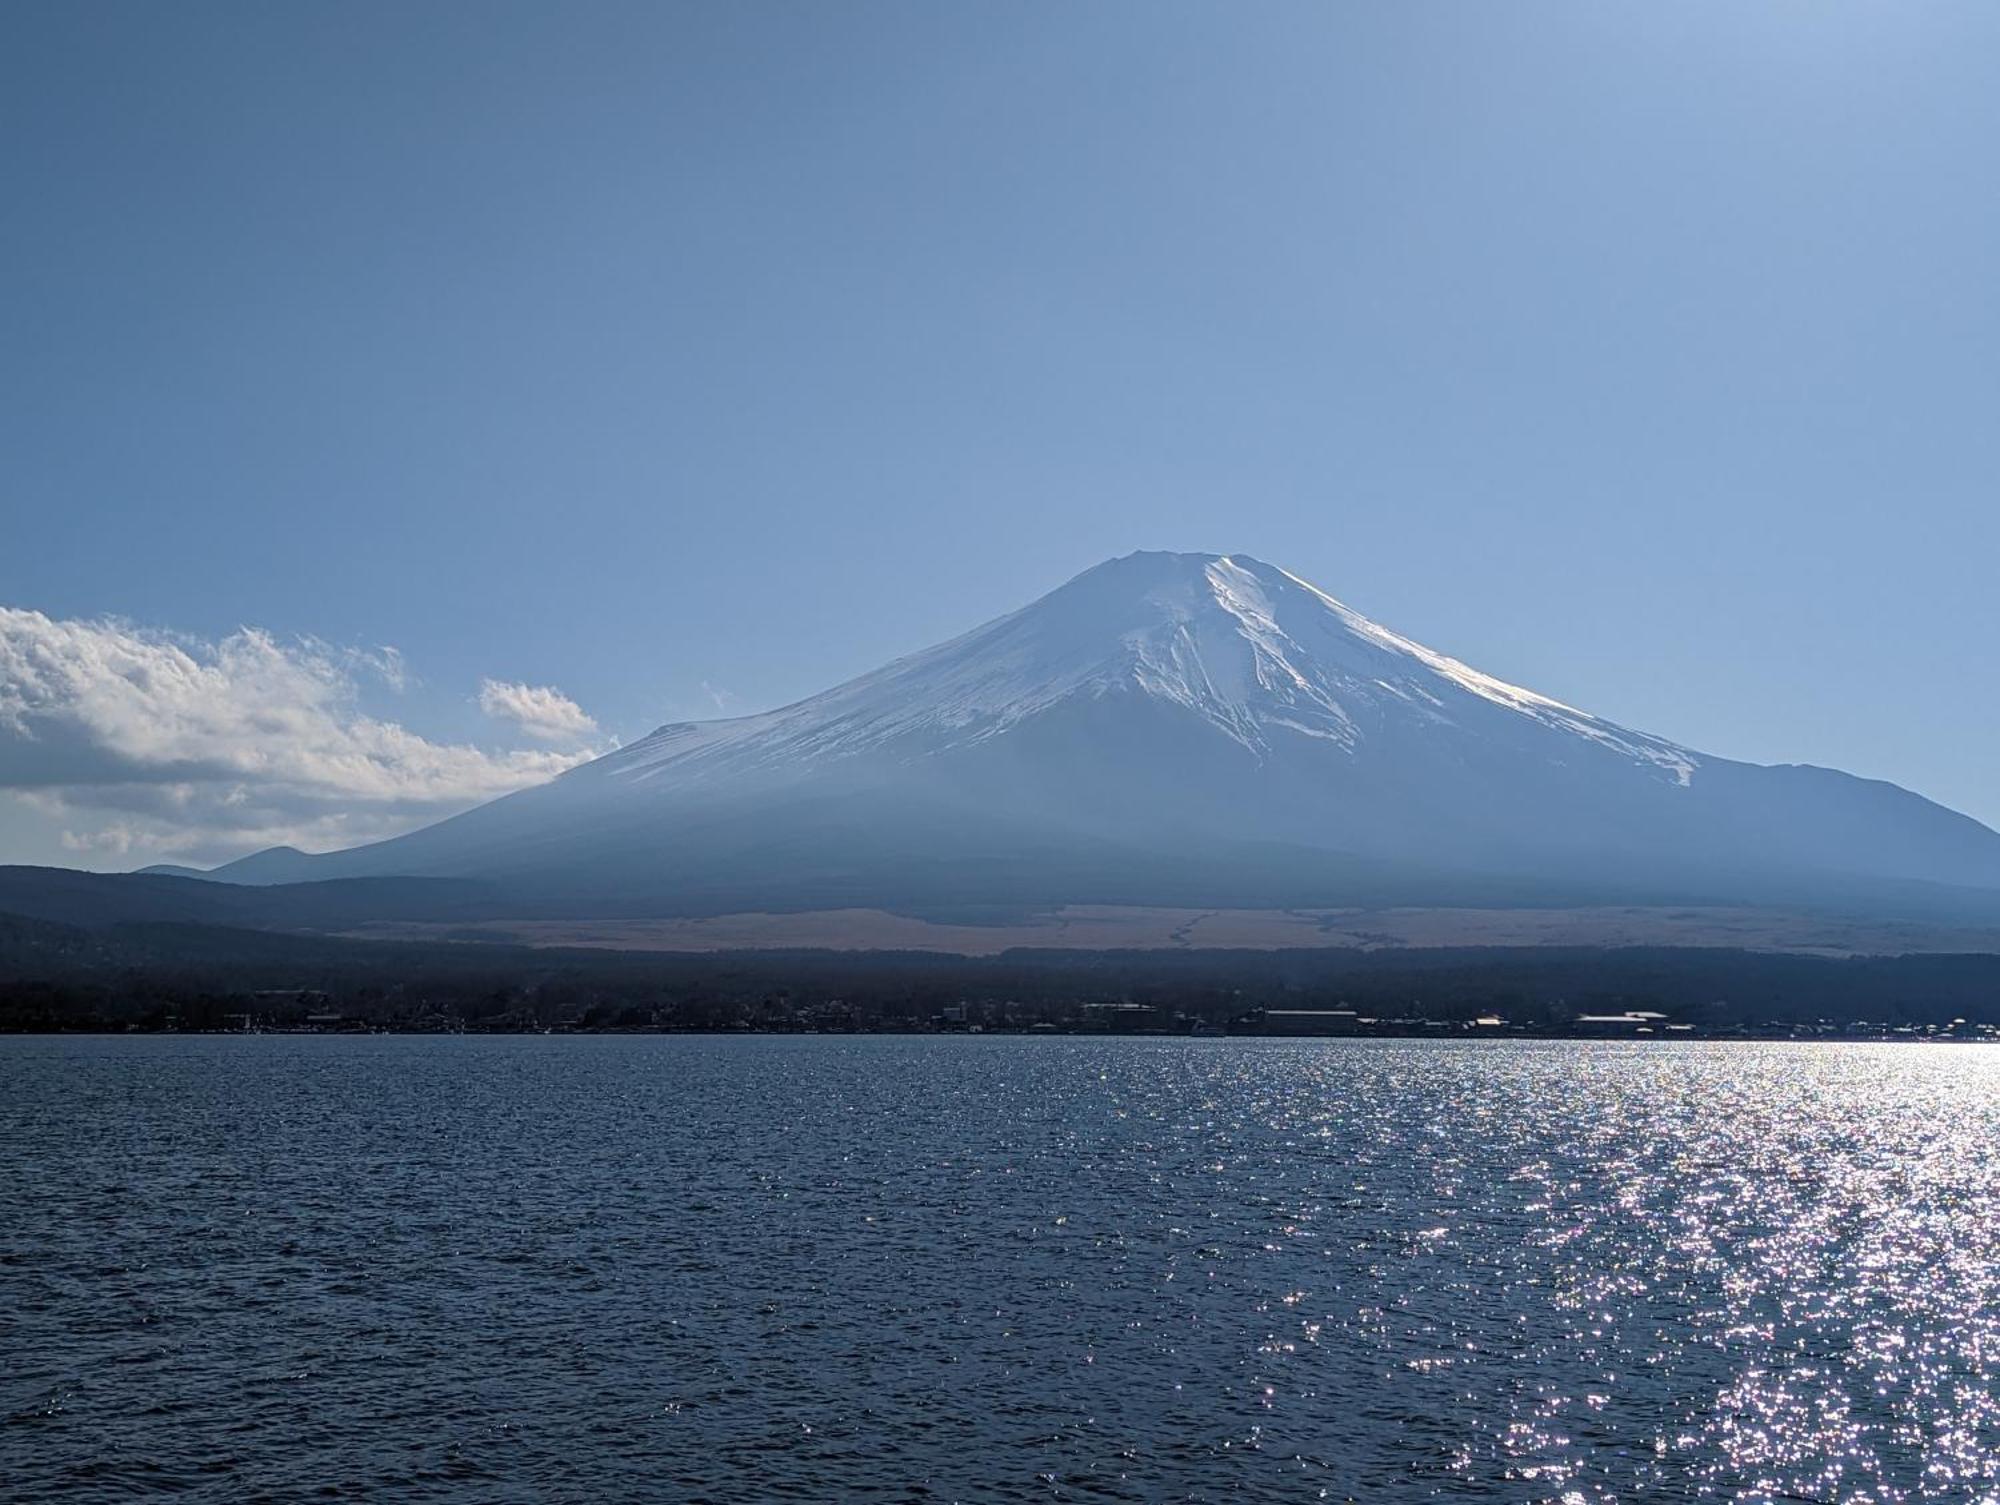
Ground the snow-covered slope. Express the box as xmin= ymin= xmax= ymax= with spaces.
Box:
xmin=600 ymin=551 xmax=1696 ymax=788
xmin=209 ymin=552 xmax=2000 ymax=914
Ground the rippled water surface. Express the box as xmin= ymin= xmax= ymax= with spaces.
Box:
xmin=5 ymin=1037 xmax=2000 ymax=1502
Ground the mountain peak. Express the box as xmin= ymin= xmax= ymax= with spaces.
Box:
xmin=595 ymin=549 xmax=1696 ymax=789
xmin=1067 ymin=548 xmax=1280 ymax=592
xmin=209 ymin=548 xmax=2000 ymax=906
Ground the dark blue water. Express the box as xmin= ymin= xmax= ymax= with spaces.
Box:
xmin=3 ymin=1036 xmax=1997 ymax=1502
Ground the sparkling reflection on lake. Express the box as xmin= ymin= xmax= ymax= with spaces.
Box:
xmin=3 ymin=1035 xmax=1998 ymax=1502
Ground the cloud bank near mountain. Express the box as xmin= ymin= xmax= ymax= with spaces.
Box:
xmin=0 ymin=606 xmax=596 ymax=862
xmin=478 ymin=678 xmax=600 ymax=743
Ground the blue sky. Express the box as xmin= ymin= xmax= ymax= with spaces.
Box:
xmin=3 ymin=2 xmax=1997 ymax=866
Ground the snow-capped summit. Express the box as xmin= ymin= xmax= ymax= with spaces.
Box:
xmin=209 ymin=551 xmax=2000 ymax=915
xmin=599 ymin=550 xmax=1695 ymax=790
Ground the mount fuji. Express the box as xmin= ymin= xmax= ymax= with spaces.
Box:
xmin=200 ymin=551 xmax=2000 ymax=922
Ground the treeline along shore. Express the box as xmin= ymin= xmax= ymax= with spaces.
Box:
xmin=4 ymin=911 xmax=2000 ymax=1039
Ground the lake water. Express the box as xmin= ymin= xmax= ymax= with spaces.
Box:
xmin=3 ymin=1036 xmax=1997 ymax=1502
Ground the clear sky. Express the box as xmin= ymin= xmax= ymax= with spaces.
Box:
xmin=3 ymin=2 xmax=1997 ymax=867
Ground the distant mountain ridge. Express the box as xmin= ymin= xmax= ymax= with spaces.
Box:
xmin=176 ymin=551 xmax=2000 ymax=919
xmin=151 ymin=847 xmax=314 ymax=885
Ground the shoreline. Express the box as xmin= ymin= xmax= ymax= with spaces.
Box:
xmin=6 ymin=1024 xmax=1995 ymax=1043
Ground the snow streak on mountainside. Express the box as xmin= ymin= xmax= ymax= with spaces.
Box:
xmin=597 ymin=553 xmax=1696 ymax=792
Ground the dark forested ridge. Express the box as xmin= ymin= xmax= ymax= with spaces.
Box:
xmin=4 ymin=907 xmax=1999 ymax=1037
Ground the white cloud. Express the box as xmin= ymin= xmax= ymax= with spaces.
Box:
xmin=477 ymin=678 xmax=599 ymax=743
xmin=0 ymin=606 xmax=598 ymax=865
